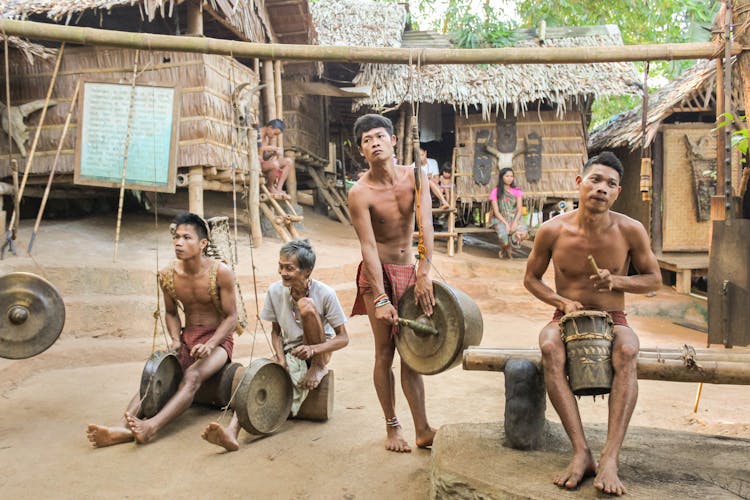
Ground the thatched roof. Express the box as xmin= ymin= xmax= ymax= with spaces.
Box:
xmin=311 ymin=0 xmax=406 ymax=48
xmin=589 ymin=58 xmax=742 ymax=151
xmin=311 ymin=2 xmax=638 ymax=116
xmin=0 ymin=34 xmax=57 ymax=63
xmin=1 ymin=0 xmax=273 ymax=43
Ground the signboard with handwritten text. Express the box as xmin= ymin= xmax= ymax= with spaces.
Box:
xmin=74 ymin=81 xmax=180 ymax=192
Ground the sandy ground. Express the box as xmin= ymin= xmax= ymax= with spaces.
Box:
xmin=1 ymin=207 xmax=749 ymax=499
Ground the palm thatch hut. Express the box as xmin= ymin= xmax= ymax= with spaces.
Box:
xmin=0 ymin=0 xmax=314 ymax=224
xmin=589 ymin=59 xmax=744 ymax=260
xmin=310 ymin=0 xmax=638 ymax=252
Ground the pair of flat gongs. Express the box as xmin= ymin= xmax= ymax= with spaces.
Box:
xmin=139 ymin=280 xmax=483 ymax=431
xmin=140 ymin=354 xmax=293 ymax=435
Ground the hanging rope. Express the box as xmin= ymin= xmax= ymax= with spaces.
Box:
xmin=113 ymin=49 xmax=140 ymax=262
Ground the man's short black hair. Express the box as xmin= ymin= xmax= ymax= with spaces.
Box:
xmin=266 ymin=118 xmax=286 ymax=132
xmin=173 ymin=212 xmax=209 ymax=241
xmin=280 ymin=238 xmax=316 ymax=271
xmin=583 ymin=151 xmax=624 ymax=180
xmin=353 ymin=114 xmax=394 ymax=146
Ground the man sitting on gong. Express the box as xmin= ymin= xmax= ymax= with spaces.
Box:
xmin=523 ymin=151 xmax=661 ymax=496
xmin=86 ymin=212 xmax=238 ymax=447
xmin=202 ymin=239 xmax=349 ymax=452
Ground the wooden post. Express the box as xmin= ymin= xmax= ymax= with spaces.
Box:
xmin=262 ymin=60 xmax=276 ymax=125
xmin=247 ymin=127 xmax=262 ymax=247
xmin=404 ymin=113 xmax=415 ymax=167
xmin=396 ymin=107 xmax=406 ymax=164
xmin=186 ymin=0 xmax=203 ymax=37
xmin=275 ymin=59 xmax=296 ymax=204
xmin=188 ymin=166 xmax=204 ymax=217
xmin=651 ymin=132 xmax=663 ymax=253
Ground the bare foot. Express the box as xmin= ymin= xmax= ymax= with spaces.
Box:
xmin=299 ymin=365 xmax=328 ymax=390
xmin=416 ymin=426 xmax=437 ymax=449
xmin=86 ymin=424 xmax=133 ymax=448
xmin=125 ymin=413 xmax=158 ymax=444
xmin=202 ymin=422 xmax=239 ymax=452
xmin=553 ymin=450 xmax=596 ymax=489
xmin=385 ymin=425 xmax=412 ymax=453
xmin=594 ymin=456 xmax=626 ymax=496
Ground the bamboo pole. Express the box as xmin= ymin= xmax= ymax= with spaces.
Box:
xmin=0 ymin=20 xmax=735 ymax=65
xmin=262 ymin=61 xmax=276 ymax=124
xmin=247 ymin=127 xmax=262 ymax=248
xmin=8 ymin=42 xmax=65 ymax=233
xmin=28 ymin=79 xmax=82 ymax=253
xmin=275 ymin=59 xmax=296 ymax=204
xmin=463 ymin=347 xmax=750 ymax=385
xmin=396 ymin=108 xmax=405 ymax=164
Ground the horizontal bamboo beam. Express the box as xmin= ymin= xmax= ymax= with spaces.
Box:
xmin=0 ymin=19 xmax=740 ymax=65
xmin=463 ymin=347 xmax=750 ymax=385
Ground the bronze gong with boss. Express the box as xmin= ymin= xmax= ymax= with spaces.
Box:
xmin=0 ymin=272 xmax=65 ymax=360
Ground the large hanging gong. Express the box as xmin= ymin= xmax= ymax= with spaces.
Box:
xmin=139 ymin=351 xmax=183 ymax=418
xmin=397 ymin=281 xmax=483 ymax=375
xmin=0 ymin=272 xmax=66 ymax=359
xmin=234 ymin=358 xmax=293 ymax=435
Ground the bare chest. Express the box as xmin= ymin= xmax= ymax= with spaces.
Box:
xmin=553 ymin=230 xmax=630 ymax=279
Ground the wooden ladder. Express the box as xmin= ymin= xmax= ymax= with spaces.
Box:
xmin=290 ymin=146 xmax=351 ymax=225
xmin=258 ymin=182 xmax=303 ymax=242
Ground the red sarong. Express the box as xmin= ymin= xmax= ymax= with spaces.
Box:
xmin=351 ymin=261 xmax=416 ymax=317
xmin=178 ymin=325 xmax=234 ymax=370
xmin=552 ymin=309 xmax=628 ymax=327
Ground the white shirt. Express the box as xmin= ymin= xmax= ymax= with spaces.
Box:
xmin=409 ymin=158 xmax=439 ymax=177
xmin=261 ymin=279 xmax=347 ymax=351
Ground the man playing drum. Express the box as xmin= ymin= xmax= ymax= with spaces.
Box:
xmin=348 ymin=113 xmax=437 ymax=453
xmin=202 ymin=239 xmax=349 ymax=451
xmin=523 ymin=151 xmax=661 ymax=495
xmin=86 ymin=212 xmax=238 ymax=447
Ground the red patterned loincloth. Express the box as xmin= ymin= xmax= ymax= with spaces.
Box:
xmin=552 ymin=309 xmax=628 ymax=327
xmin=178 ymin=324 xmax=234 ymax=370
xmin=351 ymin=262 xmax=416 ymax=320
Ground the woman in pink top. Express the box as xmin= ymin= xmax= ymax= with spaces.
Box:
xmin=489 ymin=167 xmax=529 ymax=259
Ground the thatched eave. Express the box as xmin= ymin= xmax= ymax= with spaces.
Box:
xmin=588 ymin=58 xmax=744 ymax=151
xmin=2 ymin=0 xmax=274 ymax=43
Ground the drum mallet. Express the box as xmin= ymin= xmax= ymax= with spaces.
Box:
xmin=398 ymin=318 xmax=439 ymax=336
xmin=587 ymin=254 xmax=600 ymax=275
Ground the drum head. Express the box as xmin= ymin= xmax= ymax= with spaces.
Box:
xmin=234 ymin=358 xmax=293 ymax=435
xmin=397 ymin=281 xmax=483 ymax=375
xmin=0 ymin=272 xmax=66 ymax=359
xmin=140 ymin=351 xmax=183 ymax=418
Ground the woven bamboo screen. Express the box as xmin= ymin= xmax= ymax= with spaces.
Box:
xmin=282 ymin=93 xmax=326 ymax=158
xmin=662 ymin=124 xmax=740 ymax=252
xmin=454 ymin=110 xmax=587 ymax=202
xmin=0 ymin=47 xmax=258 ymax=180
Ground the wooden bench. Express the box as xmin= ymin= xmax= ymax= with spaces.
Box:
xmin=657 ymin=253 xmax=709 ymax=294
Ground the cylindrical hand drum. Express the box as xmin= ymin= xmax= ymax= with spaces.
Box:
xmin=397 ymin=280 xmax=483 ymax=375
xmin=559 ymin=310 xmax=614 ymax=396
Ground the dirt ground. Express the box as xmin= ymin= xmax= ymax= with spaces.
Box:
xmin=1 ymin=208 xmax=749 ymax=499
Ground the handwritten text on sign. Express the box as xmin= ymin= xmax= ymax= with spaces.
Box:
xmin=76 ymin=82 xmax=178 ymax=192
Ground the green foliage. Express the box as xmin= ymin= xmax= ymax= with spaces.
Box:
xmin=714 ymin=113 xmax=749 ymax=167
xmin=417 ymin=0 xmax=519 ymax=48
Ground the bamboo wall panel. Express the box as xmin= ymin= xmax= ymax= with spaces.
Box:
xmin=282 ymin=93 xmax=326 ymax=158
xmin=454 ymin=110 xmax=586 ymax=201
xmin=0 ymin=47 xmax=258 ymax=181
xmin=662 ymin=125 xmax=740 ymax=251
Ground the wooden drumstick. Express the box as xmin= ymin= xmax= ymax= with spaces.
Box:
xmin=587 ymin=254 xmax=600 ymax=275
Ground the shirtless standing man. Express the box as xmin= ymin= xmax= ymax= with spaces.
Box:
xmin=86 ymin=212 xmax=238 ymax=447
xmin=523 ymin=151 xmax=661 ymax=495
xmin=202 ymin=239 xmax=349 ymax=452
xmin=348 ymin=113 xmax=437 ymax=453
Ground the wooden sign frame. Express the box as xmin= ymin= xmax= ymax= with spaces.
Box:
xmin=74 ymin=80 xmax=180 ymax=193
